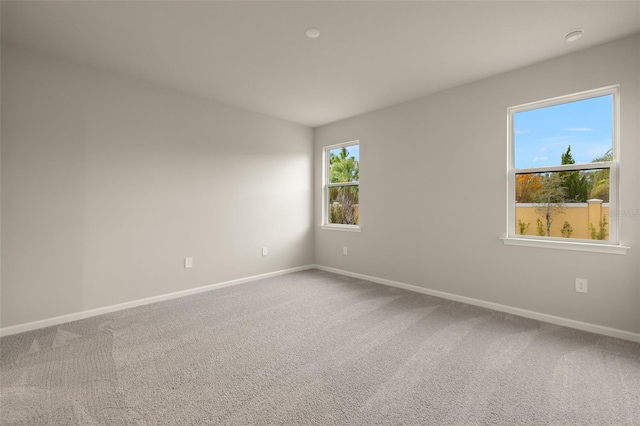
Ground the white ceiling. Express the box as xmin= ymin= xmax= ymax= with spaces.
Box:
xmin=2 ymin=1 xmax=639 ymax=128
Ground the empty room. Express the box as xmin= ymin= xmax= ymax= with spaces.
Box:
xmin=1 ymin=1 xmax=639 ymax=424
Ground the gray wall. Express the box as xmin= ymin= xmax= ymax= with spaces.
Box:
xmin=1 ymin=44 xmax=314 ymax=328
xmin=3 ymin=36 xmax=639 ymax=335
xmin=314 ymin=35 xmax=640 ymax=334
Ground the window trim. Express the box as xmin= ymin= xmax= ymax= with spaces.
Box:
xmin=504 ymin=85 xmax=629 ymax=254
xmin=321 ymin=140 xmax=361 ymax=231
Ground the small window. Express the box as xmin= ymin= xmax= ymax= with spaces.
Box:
xmin=322 ymin=141 xmax=360 ymax=230
xmin=507 ymin=86 xmax=620 ymax=245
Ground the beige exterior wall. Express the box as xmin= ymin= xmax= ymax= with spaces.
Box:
xmin=515 ymin=201 xmax=609 ymax=239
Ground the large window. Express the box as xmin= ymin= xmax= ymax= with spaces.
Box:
xmin=506 ymin=86 xmax=625 ymax=252
xmin=322 ymin=141 xmax=360 ymax=231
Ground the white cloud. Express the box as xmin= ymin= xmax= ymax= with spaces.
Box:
xmin=541 ymin=147 xmax=547 ymax=152
xmin=564 ymin=127 xmax=595 ymax=132
xmin=533 ymin=157 xmax=548 ymax=162
xmin=515 ymin=129 xmax=530 ymax=135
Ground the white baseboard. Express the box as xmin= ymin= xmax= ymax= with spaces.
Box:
xmin=4 ymin=264 xmax=638 ymax=343
xmin=0 ymin=265 xmax=315 ymax=337
xmin=313 ymin=264 xmax=640 ymax=343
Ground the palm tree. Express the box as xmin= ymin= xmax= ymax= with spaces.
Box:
xmin=588 ymin=149 xmax=612 ymax=201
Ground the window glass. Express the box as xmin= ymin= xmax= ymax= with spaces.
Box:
xmin=508 ymin=87 xmax=618 ymax=244
xmin=329 ymin=186 xmax=359 ymax=225
xmin=324 ymin=142 xmax=360 ymax=227
xmin=514 ymin=94 xmax=613 ymax=169
xmin=328 ymin=145 xmax=359 ymax=183
xmin=515 ymin=169 xmax=610 ymax=240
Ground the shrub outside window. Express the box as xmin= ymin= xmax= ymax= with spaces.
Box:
xmin=507 ymin=86 xmax=620 ymax=245
xmin=323 ymin=141 xmax=360 ymax=230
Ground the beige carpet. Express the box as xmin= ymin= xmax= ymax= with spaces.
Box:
xmin=1 ymin=269 xmax=639 ymax=425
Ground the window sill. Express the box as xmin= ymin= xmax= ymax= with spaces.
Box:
xmin=501 ymin=237 xmax=629 ymax=255
xmin=320 ymin=224 xmax=361 ymax=232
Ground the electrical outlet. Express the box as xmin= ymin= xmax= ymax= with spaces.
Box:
xmin=575 ymin=278 xmax=587 ymax=293
xmin=262 ymin=247 xmax=268 ymax=256
xmin=184 ymin=257 xmax=193 ymax=269
xmin=343 ymin=246 xmax=348 ymax=255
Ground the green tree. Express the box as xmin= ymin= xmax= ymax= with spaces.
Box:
xmin=560 ymin=145 xmax=588 ymax=202
xmin=329 ymin=147 xmax=359 ymax=183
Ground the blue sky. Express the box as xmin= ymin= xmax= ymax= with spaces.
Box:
xmin=514 ymin=94 xmax=612 ymax=169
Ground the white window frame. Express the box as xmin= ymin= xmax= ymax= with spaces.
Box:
xmin=321 ymin=140 xmax=361 ymax=232
xmin=502 ymin=85 xmax=629 ymax=254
